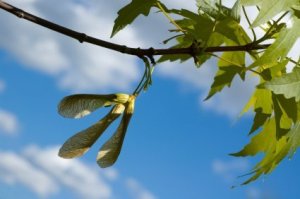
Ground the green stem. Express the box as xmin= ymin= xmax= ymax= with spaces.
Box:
xmin=156 ymin=1 xmax=186 ymax=33
xmin=210 ymin=53 xmax=261 ymax=77
xmin=133 ymin=67 xmax=147 ymax=96
xmin=286 ymin=57 xmax=300 ymax=67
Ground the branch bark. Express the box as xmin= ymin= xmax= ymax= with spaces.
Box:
xmin=0 ymin=1 xmax=270 ymax=58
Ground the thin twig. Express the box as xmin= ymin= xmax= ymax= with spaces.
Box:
xmin=0 ymin=1 xmax=270 ymax=58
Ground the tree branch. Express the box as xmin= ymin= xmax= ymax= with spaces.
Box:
xmin=0 ymin=0 xmax=270 ymax=58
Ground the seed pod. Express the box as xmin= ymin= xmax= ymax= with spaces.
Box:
xmin=58 ymin=93 xmax=129 ymax=119
xmin=97 ymin=95 xmax=135 ymax=168
xmin=58 ymin=104 xmax=125 ymax=158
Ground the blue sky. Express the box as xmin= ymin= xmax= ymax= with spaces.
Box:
xmin=1 ymin=0 xmax=300 ymax=199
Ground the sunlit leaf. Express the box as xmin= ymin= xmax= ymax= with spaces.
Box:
xmin=58 ymin=93 xmax=129 ymax=118
xmin=287 ymin=122 xmax=300 ymax=158
xmin=241 ymin=84 xmax=272 ymax=115
xmin=250 ymin=18 xmax=300 ymax=68
xmin=232 ymin=118 xmax=276 ymax=157
xmin=243 ymin=87 xmax=273 ymax=133
xmin=233 ymin=115 xmax=300 ymax=184
xmin=259 ymin=59 xmax=289 ymax=76
xmin=97 ymin=96 xmax=135 ymax=168
xmin=251 ymin=0 xmax=299 ymax=27
xmin=262 ymin=67 xmax=300 ymax=102
xmin=244 ymin=122 xmax=300 ymax=184
xmin=232 ymin=117 xmax=288 ymax=184
xmin=249 ymin=108 xmax=271 ymax=134
xmin=272 ymin=94 xmax=295 ymax=138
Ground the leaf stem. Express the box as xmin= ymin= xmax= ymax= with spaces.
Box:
xmin=286 ymin=57 xmax=300 ymax=67
xmin=209 ymin=53 xmax=244 ymax=67
xmin=156 ymin=1 xmax=186 ymax=33
xmin=209 ymin=53 xmax=261 ymax=76
xmin=133 ymin=66 xmax=148 ymax=95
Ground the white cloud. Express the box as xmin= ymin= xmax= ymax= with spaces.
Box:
xmin=246 ymin=187 xmax=262 ymax=199
xmin=0 ymin=109 xmax=19 ymax=135
xmin=0 ymin=79 xmax=5 ymax=93
xmin=23 ymin=145 xmax=112 ymax=199
xmin=0 ymin=145 xmax=158 ymax=199
xmin=0 ymin=151 xmax=58 ymax=198
xmin=212 ymin=159 xmax=250 ymax=182
xmin=102 ymin=168 xmax=119 ymax=181
xmin=125 ymin=178 xmax=157 ymax=199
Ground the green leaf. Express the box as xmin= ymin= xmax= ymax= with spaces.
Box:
xmin=287 ymin=122 xmax=300 ymax=158
xmin=262 ymin=67 xmax=300 ymax=102
xmin=254 ymin=89 xmax=273 ymax=114
xmin=58 ymin=93 xmax=129 ymax=118
xmin=250 ymin=18 xmax=300 ymax=68
xmin=215 ymin=17 xmax=251 ymax=45
xmin=243 ymin=88 xmax=273 ymax=134
xmin=233 ymin=115 xmax=300 ymax=184
xmin=205 ymin=51 xmax=245 ymax=100
xmin=242 ymin=134 xmax=289 ymax=184
xmin=58 ymin=104 xmax=125 ymax=158
xmin=252 ymin=0 xmax=299 ymax=27
xmin=197 ymin=0 xmax=231 ymax=20
xmin=259 ymin=59 xmax=289 ymax=77
xmin=158 ymin=9 xmax=223 ymax=65
xmin=232 ymin=117 xmax=288 ymax=184
xmin=272 ymin=94 xmax=295 ymax=138
xmin=244 ymin=121 xmax=300 ymax=184
xmin=249 ymin=108 xmax=271 ymax=134
xmin=241 ymin=86 xmax=270 ymax=115
xmin=111 ymin=0 xmax=159 ymax=37
xmin=275 ymin=94 xmax=297 ymax=122
xmin=97 ymin=96 xmax=135 ymax=168
xmin=232 ymin=118 xmax=276 ymax=157
xmin=171 ymin=9 xmax=215 ymax=42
